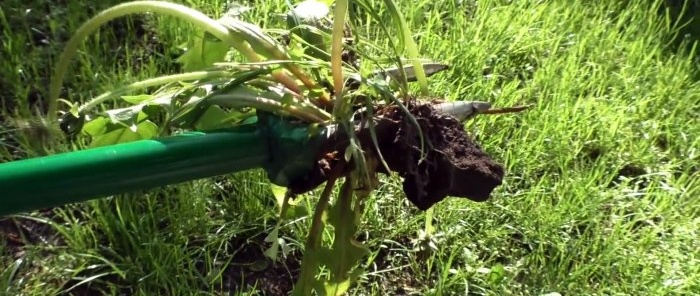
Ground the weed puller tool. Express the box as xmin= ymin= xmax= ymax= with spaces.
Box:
xmin=0 ymin=64 xmax=525 ymax=216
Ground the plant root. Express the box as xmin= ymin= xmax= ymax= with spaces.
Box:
xmin=288 ymin=101 xmax=504 ymax=210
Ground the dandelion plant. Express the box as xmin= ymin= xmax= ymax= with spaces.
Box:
xmin=48 ymin=1 xmax=508 ymax=294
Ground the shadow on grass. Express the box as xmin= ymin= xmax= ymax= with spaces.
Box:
xmin=662 ymin=0 xmax=700 ymax=56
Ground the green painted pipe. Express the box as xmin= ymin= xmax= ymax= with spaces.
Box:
xmin=0 ymin=112 xmax=326 ymax=217
xmin=0 ymin=124 xmax=269 ymax=216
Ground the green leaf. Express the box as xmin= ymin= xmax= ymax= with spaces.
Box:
xmin=169 ymin=69 xmax=273 ymax=129
xmin=169 ymin=95 xmax=209 ymax=128
xmin=135 ymin=119 xmax=159 ymax=138
xmin=322 ymin=278 xmax=352 ymax=296
xmin=284 ymin=204 xmax=309 ymax=221
xmin=264 ymin=228 xmax=280 ymax=261
xmin=487 ymin=263 xmax=506 ymax=285
xmin=317 ymin=180 xmax=369 ymax=291
xmin=83 ymin=112 xmax=158 ymax=147
xmin=176 ymin=34 xmax=231 ymax=71
xmin=270 ymin=184 xmax=287 ymax=209
xmin=270 ymin=184 xmax=309 ymax=220
xmin=88 ymin=118 xmax=158 ymax=147
xmin=81 ymin=117 xmax=113 ymax=137
xmin=321 ymin=268 xmax=364 ymax=296
xmin=192 ymin=105 xmax=229 ymax=130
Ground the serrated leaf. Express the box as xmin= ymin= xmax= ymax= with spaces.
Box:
xmin=287 ymin=1 xmax=331 ymax=60
xmin=317 ymin=183 xmax=370 ymax=287
xmin=88 ymin=126 xmax=139 ymax=148
xmin=317 ymin=238 xmax=369 ymax=273
xmin=264 ymin=228 xmax=280 ymax=261
xmin=169 ymin=69 xmax=272 ymax=129
xmin=321 ymin=267 xmax=364 ymax=296
xmin=263 ymin=246 xmax=279 ymax=262
xmin=264 ymin=228 xmax=279 ymax=243
xmin=271 ymin=184 xmax=308 ymax=220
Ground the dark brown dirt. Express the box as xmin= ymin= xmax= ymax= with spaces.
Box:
xmin=288 ymin=101 xmax=505 ymax=210
xmin=0 ymin=211 xmax=58 ymax=258
xmin=221 ymin=234 xmax=301 ymax=296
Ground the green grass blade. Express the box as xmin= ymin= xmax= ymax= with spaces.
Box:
xmin=381 ymin=0 xmax=428 ymax=94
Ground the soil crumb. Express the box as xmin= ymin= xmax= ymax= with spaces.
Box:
xmin=289 ymin=101 xmax=505 ymax=210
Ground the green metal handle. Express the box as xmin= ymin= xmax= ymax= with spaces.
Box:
xmin=0 ymin=124 xmax=269 ymax=216
xmin=0 ymin=112 xmax=326 ymax=217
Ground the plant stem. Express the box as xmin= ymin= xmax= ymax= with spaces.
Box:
xmin=49 ymin=1 xmax=230 ymax=123
xmin=78 ymin=70 xmax=233 ymax=114
xmin=294 ymin=175 xmax=339 ymax=296
xmin=221 ymin=18 xmax=331 ymax=107
xmin=382 ymin=0 xmax=428 ymax=95
xmin=424 ymin=207 xmax=434 ymax=236
xmin=49 ymin=1 xmax=303 ymax=123
xmin=207 ymin=94 xmax=331 ymax=122
xmin=331 ymin=0 xmax=349 ymax=104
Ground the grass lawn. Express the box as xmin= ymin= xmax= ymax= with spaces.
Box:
xmin=1 ymin=0 xmax=699 ymax=295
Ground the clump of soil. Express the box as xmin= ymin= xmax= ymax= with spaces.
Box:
xmin=288 ymin=101 xmax=505 ymax=210
xmin=379 ymin=103 xmax=505 ymax=209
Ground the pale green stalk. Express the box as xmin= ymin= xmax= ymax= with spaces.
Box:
xmin=382 ymin=0 xmax=428 ymax=94
xmin=78 ymin=70 xmax=234 ymax=114
xmin=49 ymin=1 xmax=304 ymax=123
xmin=207 ymin=94 xmax=331 ymax=122
xmin=221 ymin=18 xmax=332 ymax=107
xmin=331 ymin=0 xmax=349 ymax=104
xmin=293 ymin=176 xmax=339 ymax=296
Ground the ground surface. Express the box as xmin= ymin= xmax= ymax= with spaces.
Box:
xmin=1 ymin=0 xmax=699 ymax=295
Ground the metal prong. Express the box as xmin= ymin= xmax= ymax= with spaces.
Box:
xmin=479 ymin=104 xmax=533 ymax=115
xmin=374 ymin=62 xmax=449 ymax=82
xmin=434 ymin=101 xmax=492 ymax=122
